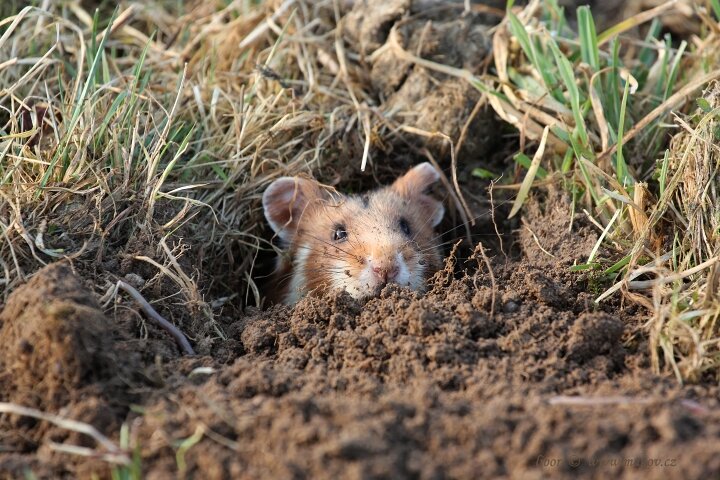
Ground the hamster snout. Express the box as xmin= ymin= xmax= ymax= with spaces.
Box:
xmin=262 ymin=163 xmax=445 ymax=305
xmin=370 ymin=258 xmax=399 ymax=283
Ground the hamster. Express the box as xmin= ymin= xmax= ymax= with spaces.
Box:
xmin=262 ymin=162 xmax=446 ymax=305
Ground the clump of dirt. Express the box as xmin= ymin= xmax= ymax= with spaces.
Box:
xmin=343 ymin=0 xmax=409 ymax=55
xmin=0 ymin=263 xmax=116 ymax=411
xmin=566 ymin=312 xmax=625 ymax=364
xmin=0 ymin=263 xmax=138 ymax=476
xmin=343 ymin=0 xmax=501 ymax=158
xmin=519 ymin=187 xmax=599 ymax=266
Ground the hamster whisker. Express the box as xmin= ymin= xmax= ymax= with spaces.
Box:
xmin=292 ymin=241 xmax=351 ymax=257
xmin=415 ymin=234 xmax=512 ymax=253
xmin=425 ymin=208 xmax=515 ymax=242
xmin=292 ymin=246 xmax=347 ymax=262
xmin=418 ymin=194 xmax=520 ymax=244
xmin=274 ymin=267 xmax=347 ymax=283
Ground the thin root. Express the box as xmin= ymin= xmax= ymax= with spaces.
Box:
xmin=109 ymin=280 xmax=196 ymax=355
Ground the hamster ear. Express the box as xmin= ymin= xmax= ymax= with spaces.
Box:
xmin=391 ymin=162 xmax=441 ymax=197
xmin=392 ymin=163 xmax=444 ymax=227
xmin=417 ymin=194 xmax=445 ymax=228
xmin=263 ymin=177 xmax=323 ymax=241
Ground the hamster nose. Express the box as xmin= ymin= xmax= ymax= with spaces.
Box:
xmin=371 ymin=262 xmax=399 ymax=283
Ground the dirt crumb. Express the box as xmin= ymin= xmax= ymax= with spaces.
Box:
xmin=566 ymin=312 xmax=625 ymax=364
xmin=520 ymin=188 xmax=598 ymax=266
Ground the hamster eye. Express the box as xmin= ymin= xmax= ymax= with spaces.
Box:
xmin=399 ymin=217 xmax=411 ymax=237
xmin=333 ymin=224 xmax=348 ymax=242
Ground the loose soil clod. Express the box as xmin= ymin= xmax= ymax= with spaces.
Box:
xmin=346 ymin=0 xmax=500 ymax=158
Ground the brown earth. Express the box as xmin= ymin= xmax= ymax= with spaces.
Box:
xmin=1 ymin=1 xmax=718 ymax=479
xmin=2 ymin=192 xmax=720 ymax=480
xmin=339 ymin=0 xmax=505 ymax=164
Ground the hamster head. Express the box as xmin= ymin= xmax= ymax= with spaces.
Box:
xmin=263 ymin=162 xmax=445 ymax=304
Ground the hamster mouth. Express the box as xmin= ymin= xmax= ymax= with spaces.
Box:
xmin=346 ymin=261 xmax=416 ymax=300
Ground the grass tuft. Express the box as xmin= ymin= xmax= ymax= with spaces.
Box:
xmin=486 ymin=0 xmax=720 ymax=381
xmin=0 ymin=1 xmax=374 ymax=325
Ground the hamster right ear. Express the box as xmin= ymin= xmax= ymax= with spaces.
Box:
xmin=263 ymin=177 xmax=323 ymax=241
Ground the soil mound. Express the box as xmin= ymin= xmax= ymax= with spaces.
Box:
xmin=2 ymin=200 xmax=719 ymax=479
xmin=130 ymin=250 xmax=719 ymax=479
xmin=0 ymin=263 xmax=130 ymax=475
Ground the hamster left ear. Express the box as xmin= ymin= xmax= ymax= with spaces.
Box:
xmin=391 ymin=162 xmax=441 ymax=197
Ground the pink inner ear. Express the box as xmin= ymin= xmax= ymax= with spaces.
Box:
xmin=262 ymin=178 xmax=310 ymax=240
xmin=392 ymin=162 xmax=441 ymax=197
xmin=418 ymin=194 xmax=445 ymax=228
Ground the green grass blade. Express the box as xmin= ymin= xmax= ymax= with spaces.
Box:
xmin=548 ymin=38 xmax=589 ymax=147
xmin=605 ymin=38 xmax=621 ymax=139
xmin=90 ymin=8 xmax=99 ymax=70
xmin=37 ymin=7 xmax=118 ymax=195
xmin=471 ymin=167 xmax=498 ymax=180
xmin=515 ymin=152 xmax=548 ymax=179
xmin=570 ymin=263 xmax=601 ymax=272
xmin=94 ymin=91 xmax=128 ymax=153
xmin=577 ymin=6 xmax=599 ymax=71
xmin=151 ymin=126 xmax=195 ymax=200
xmin=603 ymin=254 xmax=631 ymax=276
xmin=663 ymin=40 xmax=686 ymax=102
xmin=615 ymin=73 xmax=634 ymax=186
xmin=711 ymin=0 xmax=720 ymax=21
xmin=175 ymin=426 xmax=204 ymax=475
xmin=652 ymin=35 xmax=672 ymax=106
xmin=637 ymin=18 xmax=662 ymax=68
xmin=102 ymin=50 xmax=111 ymax=85
xmin=658 ymin=149 xmax=670 ymax=196
xmin=507 ymin=11 xmax=558 ymax=97
xmin=120 ymin=33 xmax=154 ymax=128
xmin=560 ymin=147 xmax=574 ymax=173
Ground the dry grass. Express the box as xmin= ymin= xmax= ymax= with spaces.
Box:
xmin=487 ymin=0 xmax=720 ymax=382
xmin=0 ymin=0 xmax=383 ymax=323
xmin=636 ymin=82 xmax=720 ymax=382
